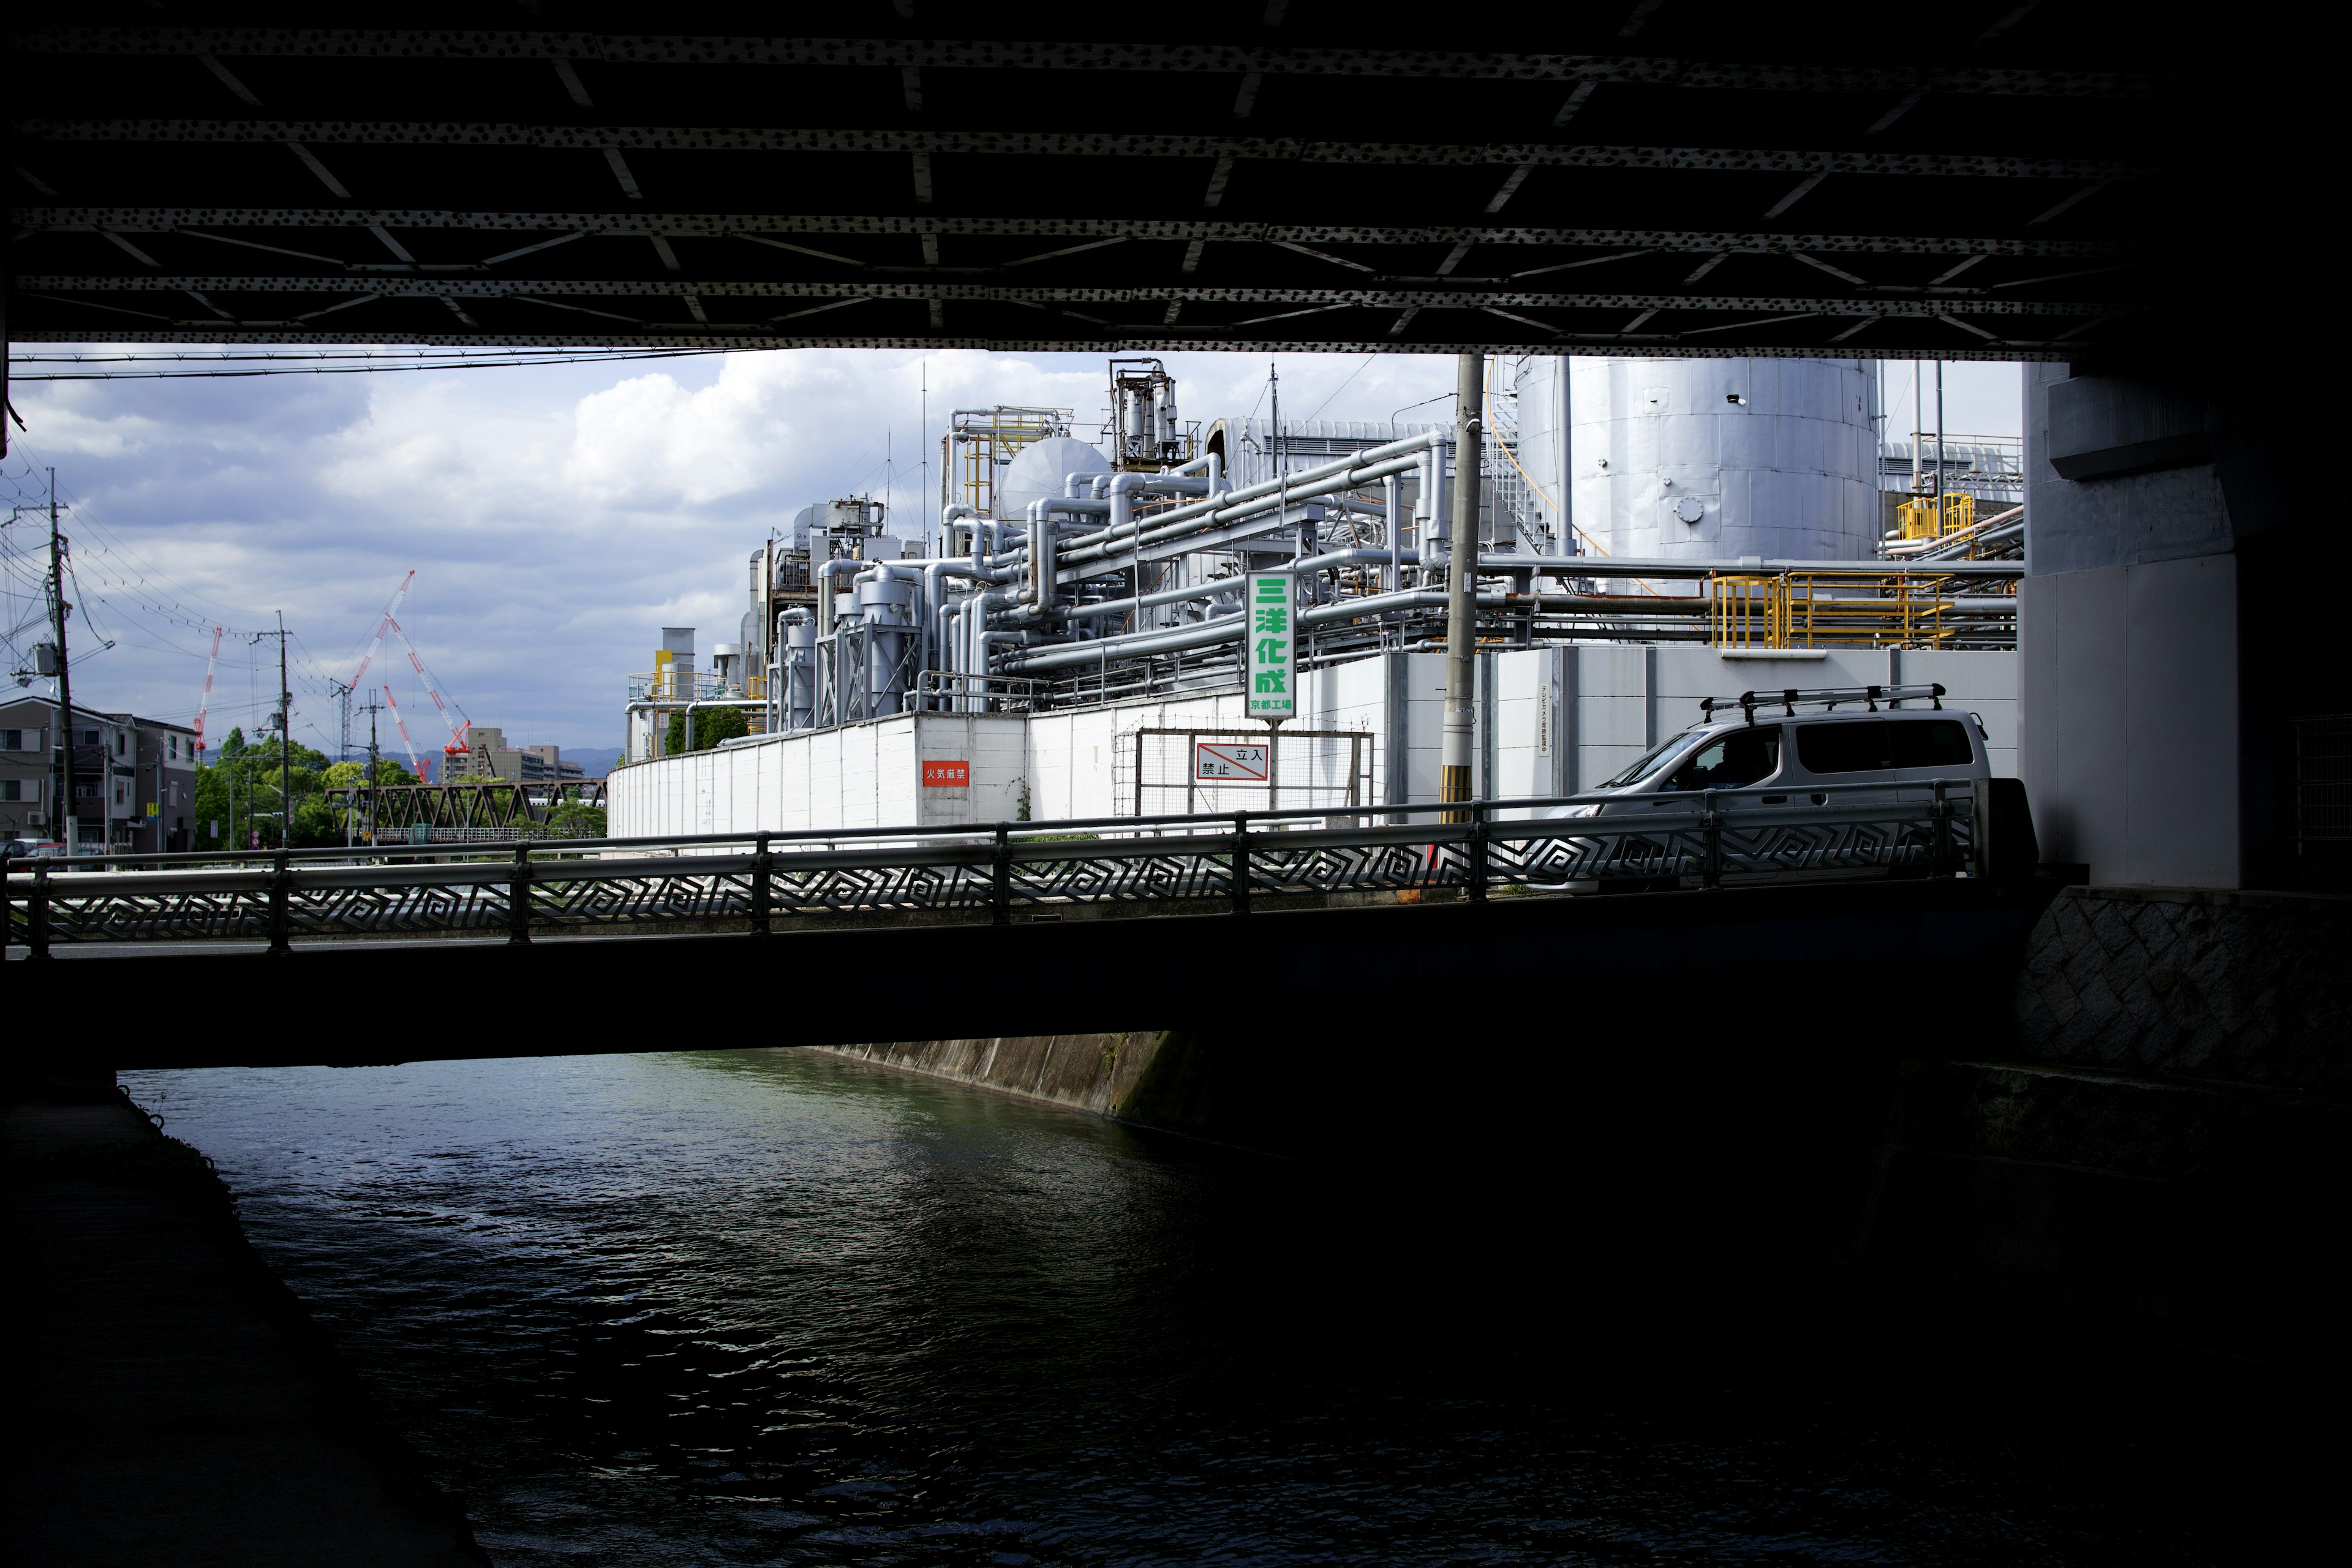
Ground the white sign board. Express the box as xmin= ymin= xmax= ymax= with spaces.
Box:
xmin=1196 ymin=742 xmax=1270 ymax=783
xmin=1245 ymin=571 xmax=1295 ymax=721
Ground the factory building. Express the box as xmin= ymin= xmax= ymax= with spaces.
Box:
xmin=614 ymin=356 xmax=2018 ymax=835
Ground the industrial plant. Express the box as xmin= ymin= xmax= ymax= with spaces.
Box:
xmin=614 ymin=355 xmax=2020 ymax=835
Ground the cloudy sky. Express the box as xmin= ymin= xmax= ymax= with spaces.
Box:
xmin=1 ymin=348 xmax=2019 ymax=760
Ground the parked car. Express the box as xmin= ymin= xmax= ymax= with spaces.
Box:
xmin=1541 ymin=684 xmax=2034 ymax=889
xmin=2 ymin=839 xmax=68 ymax=865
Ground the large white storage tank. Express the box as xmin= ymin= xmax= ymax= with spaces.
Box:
xmin=995 ymin=435 xmax=1112 ymax=523
xmin=1509 ymin=357 xmax=1572 ymax=554
xmin=1566 ymin=358 xmax=1877 ymax=594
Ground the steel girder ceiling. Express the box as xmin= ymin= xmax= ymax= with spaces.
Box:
xmin=4 ymin=4 xmax=2222 ymax=361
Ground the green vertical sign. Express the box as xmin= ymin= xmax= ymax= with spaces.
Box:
xmin=1246 ymin=571 xmax=1295 ymax=721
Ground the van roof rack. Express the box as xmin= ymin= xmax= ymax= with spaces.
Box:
xmin=1700 ymin=682 xmax=1945 ymax=725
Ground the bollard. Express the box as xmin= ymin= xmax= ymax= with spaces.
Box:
xmin=267 ymin=852 xmax=292 ymax=954
xmin=508 ymin=843 xmax=533 ymax=945
xmin=1231 ymin=812 xmax=1251 ymax=915
xmin=990 ymin=824 xmax=1012 ymax=926
xmin=751 ymin=832 xmax=773 ymax=935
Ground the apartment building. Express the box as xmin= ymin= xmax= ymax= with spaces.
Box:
xmin=0 ymin=698 xmax=198 ymax=851
xmin=441 ymin=726 xmax=584 ymax=786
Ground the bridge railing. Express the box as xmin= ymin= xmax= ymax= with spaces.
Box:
xmin=2 ymin=781 xmax=1986 ymax=954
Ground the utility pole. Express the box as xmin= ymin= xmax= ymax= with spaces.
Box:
xmin=1442 ymin=353 xmax=1482 ymax=816
xmin=45 ymin=469 xmax=79 ymax=859
xmin=361 ymin=698 xmax=385 ymax=848
xmin=277 ymin=612 xmax=292 ymax=850
xmin=252 ymin=616 xmax=292 ymax=848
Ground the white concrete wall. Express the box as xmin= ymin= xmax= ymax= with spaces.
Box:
xmin=611 ymin=647 xmax=2018 ymax=837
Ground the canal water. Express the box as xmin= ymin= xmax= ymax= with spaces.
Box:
xmin=124 ymin=1050 xmax=2267 ymax=1566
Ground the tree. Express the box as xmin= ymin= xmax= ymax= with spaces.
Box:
xmin=189 ymin=738 xmax=341 ymax=850
xmin=665 ymin=706 xmax=748 ymax=753
xmin=545 ymin=802 xmax=608 ymax=839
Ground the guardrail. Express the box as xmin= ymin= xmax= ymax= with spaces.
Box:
xmin=2 ymin=780 xmax=1986 ymax=956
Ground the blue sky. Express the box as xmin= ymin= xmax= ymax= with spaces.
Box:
xmin=1 ymin=349 xmax=2019 ymax=758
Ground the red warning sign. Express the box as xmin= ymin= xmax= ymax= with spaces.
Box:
xmin=921 ymin=759 xmax=970 ymax=787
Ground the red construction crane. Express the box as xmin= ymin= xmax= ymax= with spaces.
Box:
xmin=192 ymin=626 xmax=223 ymax=757
xmin=385 ymin=615 xmax=471 ymax=763
xmin=347 ymin=571 xmax=415 ymax=698
xmin=382 ymin=685 xmax=429 ymax=783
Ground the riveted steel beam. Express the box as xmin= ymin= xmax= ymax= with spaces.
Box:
xmin=10 ymin=209 xmax=2139 ymax=258
xmin=13 ymin=120 xmax=2153 ymax=181
xmin=10 ymin=28 xmax=2179 ymax=99
xmin=17 ymin=328 xmax=2084 ymax=361
xmin=17 ymin=275 xmax=2130 ymax=318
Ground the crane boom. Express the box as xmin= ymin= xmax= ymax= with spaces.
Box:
xmin=386 ymin=615 xmax=470 ymax=752
xmin=192 ymin=626 xmax=224 ymax=756
xmin=382 ymin=685 xmax=428 ymax=783
xmin=346 ymin=571 xmax=415 ymax=696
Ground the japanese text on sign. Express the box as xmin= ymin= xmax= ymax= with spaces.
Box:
xmin=1245 ymin=572 xmax=1294 ymax=720
xmin=1195 ymin=742 xmax=1270 ymax=783
xmin=921 ymin=759 xmax=970 ymax=787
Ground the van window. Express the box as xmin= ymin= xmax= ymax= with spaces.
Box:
xmin=1889 ymin=718 xmax=1973 ymax=769
xmin=1668 ymin=726 xmax=1781 ymax=790
xmin=1799 ymin=717 xmax=1975 ymax=774
xmin=1796 ymin=720 xmax=1888 ymax=774
xmin=1600 ymin=729 xmax=1700 ymax=789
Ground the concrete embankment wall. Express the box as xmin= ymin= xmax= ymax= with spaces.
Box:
xmin=1 ymin=1084 xmax=488 ymax=1562
xmin=813 ymin=1033 xmax=1283 ymax=1150
xmin=1856 ymin=884 xmax=2352 ymax=1365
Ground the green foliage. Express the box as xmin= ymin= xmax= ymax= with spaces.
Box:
xmin=545 ymin=802 xmax=608 ymax=839
xmin=190 ymin=738 xmax=377 ymax=851
xmin=665 ymin=706 xmax=750 ymax=753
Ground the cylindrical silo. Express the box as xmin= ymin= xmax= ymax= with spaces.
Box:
xmin=856 ymin=575 xmax=919 ymax=710
xmin=780 ymin=612 xmax=817 ymax=732
xmin=1569 ymin=358 xmax=1877 ymax=594
xmin=1510 ymin=356 xmax=1573 ymax=553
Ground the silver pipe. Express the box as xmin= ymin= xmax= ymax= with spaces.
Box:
xmin=814 ymin=557 xmax=862 ymax=639
xmin=1058 ymin=450 xmax=1433 ymax=571
xmin=1047 ymin=576 xmax=1249 ymax=625
xmin=1058 ymin=432 xmax=1442 ymax=562
xmin=1480 ymin=554 xmax=2024 ymax=580
xmin=1384 ymin=472 xmax=1403 ymax=594
xmin=923 ymin=559 xmax=994 ymax=682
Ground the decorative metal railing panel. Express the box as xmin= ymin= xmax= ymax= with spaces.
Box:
xmin=3 ymin=782 xmax=1986 ymax=954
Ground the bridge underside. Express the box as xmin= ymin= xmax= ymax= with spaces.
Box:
xmin=4 ymin=4 xmax=2252 ymax=365
xmin=64 ymin=878 xmax=2049 ymax=1072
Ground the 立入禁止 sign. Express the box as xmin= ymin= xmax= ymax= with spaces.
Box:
xmin=1245 ymin=572 xmax=1294 ymax=720
xmin=921 ymin=759 xmax=970 ymax=787
xmin=1195 ymin=742 xmax=1270 ymax=783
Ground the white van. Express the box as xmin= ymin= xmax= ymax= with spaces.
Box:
xmin=1540 ymin=683 xmax=2010 ymax=888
